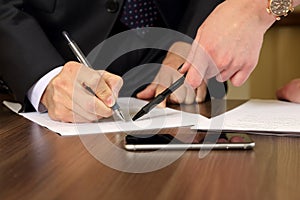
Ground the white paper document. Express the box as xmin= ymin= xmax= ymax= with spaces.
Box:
xmin=5 ymin=98 xmax=299 ymax=136
xmin=192 ymin=99 xmax=300 ymax=134
xmin=4 ymin=97 xmax=202 ymax=136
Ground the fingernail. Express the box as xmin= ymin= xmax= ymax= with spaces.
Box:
xmin=106 ymin=96 xmax=115 ymax=107
xmin=196 ymin=94 xmax=205 ymax=103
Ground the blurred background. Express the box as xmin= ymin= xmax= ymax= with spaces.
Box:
xmin=227 ymin=7 xmax=300 ymax=100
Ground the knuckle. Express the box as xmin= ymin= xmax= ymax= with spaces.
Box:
xmin=188 ymin=78 xmax=201 ymax=89
xmin=116 ymin=76 xmax=124 ymax=86
xmin=51 ymin=77 xmax=61 ymax=88
xmin=217 ymin=59 xmax=230 ymax=71
xmin=52 ymin=77 xmax=67 ymax=91
xmin=51 ymin=93 xmax=61 ymax=104
xmin=49 ymin=108 xmax=68 ymax=122
xmin=96 ymin=87 xmax=111 ymax=99
xmin=64 ymin=61 xmax=79 ymax=72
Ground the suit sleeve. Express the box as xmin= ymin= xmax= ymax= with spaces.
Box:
xmin=0 ymin=0 xmax=65 ymax=103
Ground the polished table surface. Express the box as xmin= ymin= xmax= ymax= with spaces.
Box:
xmin=1 ymin=94 xmax=300 ymax=200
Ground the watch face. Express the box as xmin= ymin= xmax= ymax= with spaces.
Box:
xmin=270 ymin=0 xmax=292 ymax=16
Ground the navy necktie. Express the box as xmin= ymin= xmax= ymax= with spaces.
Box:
xmin=120 ymin=0 xmax=159 ymax=29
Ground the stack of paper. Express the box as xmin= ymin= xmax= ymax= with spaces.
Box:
xmin=192 ymin=99 xmax=300 ymax=134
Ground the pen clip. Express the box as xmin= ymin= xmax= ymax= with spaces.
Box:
xmin=62 ymin=31 xmax=91 ymax=67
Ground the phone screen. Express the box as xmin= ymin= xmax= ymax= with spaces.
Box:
xmin=124 ymin=132 xmax=255 ymax=151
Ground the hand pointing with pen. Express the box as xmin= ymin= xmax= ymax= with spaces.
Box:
xmin=41 ymin=61 xmax=123 ymax=123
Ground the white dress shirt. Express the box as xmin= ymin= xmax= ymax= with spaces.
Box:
xmin=27 ymin=67 xmax=63 ymax=112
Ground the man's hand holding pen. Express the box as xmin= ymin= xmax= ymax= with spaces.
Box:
xmin=41 ymin=61 xmax=123 ymax=123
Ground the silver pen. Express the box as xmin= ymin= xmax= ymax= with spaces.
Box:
xmin=62 ymin=31 xmax=125 ymax=121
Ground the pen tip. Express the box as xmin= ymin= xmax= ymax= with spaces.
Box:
xmin=132 ymin=116 xmax=137 ymax=121
xmin=114 ymin=109 xmax=126 ymax=121
xmin=119 ymin=111 xmax=126 ymax=121
xmin=132 ymin=110 xmax=145 ymax=121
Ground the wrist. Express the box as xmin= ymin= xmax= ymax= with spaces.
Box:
xmin=227 ymin=0 xmax=276 ymax=30
xmin=257 ymin=0 xmax=278 ymax=27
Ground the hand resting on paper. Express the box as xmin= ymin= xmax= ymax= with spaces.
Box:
xmin=137 ymin=42 xmax=207 ymax=107
xmin=41 ymin=61 xmax=123 ymax=122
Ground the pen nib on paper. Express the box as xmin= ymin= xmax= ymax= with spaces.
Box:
xmin=112 ymin=103 xmax=126 ymax=121
xmin=132 ymin=109 xmax=146 ymax=121
xmin=115 ymin=109 xmax=126 ymax=122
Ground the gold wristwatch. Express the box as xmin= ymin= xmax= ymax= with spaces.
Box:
xmin=267 ymin=0 xmax=294 ymax=20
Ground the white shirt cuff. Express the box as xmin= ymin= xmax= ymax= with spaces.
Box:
xmin=27 ymin=66 xmax=63 ymax=112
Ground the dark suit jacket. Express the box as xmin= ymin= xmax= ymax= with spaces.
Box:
xmin=0 ymin=0 xmax=224 ymax=110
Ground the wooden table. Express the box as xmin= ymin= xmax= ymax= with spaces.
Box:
xmin=1 ymin=95 xmax=300 ymax=200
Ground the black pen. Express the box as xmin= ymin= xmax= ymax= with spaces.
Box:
xmin=132 ymin=64 xmax=186 ymax=121
xmin=62 ymin=31 xmax=125 ymax=121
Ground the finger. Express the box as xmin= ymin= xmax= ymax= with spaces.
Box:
xmin=71 ymin=109 xmax=100 ymax=123
xmin=64 ymin=109 xmax=100 ymax=123
xmin=73 ymin=85 xmax=113 ymax=118
xmin=216 ymin=68 xmax=236 ymax=83
xmin=229 ymin=68 xmax=252 ymax=87
xmin=184 ymin=85 xmax=196 ymax=104
xmin=77 ymin=68 xmax=115 ymax=107
xmin=179 ymin=35 xmax=204 ymax=76
xmin=47 ymin=103 xmax=92 ymax=123
xmin=102 ymin=71 xmax=123 ymax=97
xmin=95 ymin=78 xmax=115 ymax=107
xmin=136 ymin=83 xmax=158 ymax=100
xmin=72 ymin=99 xmax=105 ymax=122
xmin=276 ymin=87 xmax=286 ymax=101
xmin=168 ymin=86 xmax=187 ymax=105
xmin=47 ymin=103 xmax=68 ymax=122
xmin=185 ymin=66 xmax=205 ymax=89
xmin=181 ymin=36 xmax=219 ymax=86
xmin=183 ymin=42 xmax=210 ymax=88
xmin=195 ymin=82 xmax=207 ymax=103
xmin=215 ymin=58 xmax=238 ymax=82
xmin=53 ymin=72 xmax=111 ymax=121
xmin=179 ymin=39 xmax=199 ymax=74
xmin=276 ymin=82 xmax=293 ymax=101
xmin=155 ymin=85 xmax=168 ymax=107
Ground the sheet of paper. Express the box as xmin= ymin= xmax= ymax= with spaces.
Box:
xmin=192 ymin=99 xmax=300 ymax=134
xmin=4 ymin=97 xmax=205 ymax=136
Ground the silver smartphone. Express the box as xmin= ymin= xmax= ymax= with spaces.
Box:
xmin=124 ymin=132 xmax=255 ymax=151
